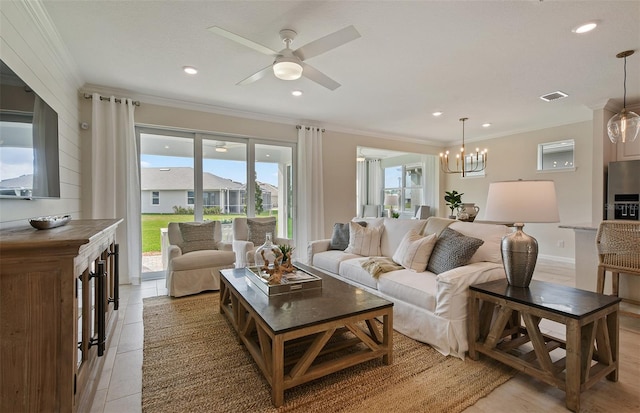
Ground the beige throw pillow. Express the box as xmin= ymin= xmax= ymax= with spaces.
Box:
xmin=178 ymin=221 xmax=219 ymax=253
xmin=345 ymin=221 xmax=383 ymax=256
xmin=392 ymin=230 xmax=438 ymax=272
xmin=246 ymin=219 xmax=276 ymax=246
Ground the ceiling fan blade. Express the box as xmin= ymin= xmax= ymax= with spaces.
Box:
xmin=301 ymin=63 xmax=340 ymax=90
xmin=237 ymin=65 xmax=273 ymax=86
xmin=208 ymin=26 xmax=278 ymax=56
xmin=293 ymin=25 xmax=361 ymax=61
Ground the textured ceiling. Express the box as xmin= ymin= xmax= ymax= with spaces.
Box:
xmin=42 ymin=1 xmax=640 ymax=144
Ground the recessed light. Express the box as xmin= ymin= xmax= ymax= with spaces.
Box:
xmin=482 ymin=123 xmax=491 ymax=128
xmin=572 ymin=22 xmax=597 ymax=34
xmin=432 ymin=111 xmax=443 ymax=117
xmin=292 ymin=90 xmax=303 ymax=97
xmin=164 ymin=145 xmax=170 ymax=149
xmin=183 ymin=66 xmax=198 ymax=75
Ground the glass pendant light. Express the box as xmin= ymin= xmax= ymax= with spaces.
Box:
xmin=607 ymin=50 xmax=640 ymax=144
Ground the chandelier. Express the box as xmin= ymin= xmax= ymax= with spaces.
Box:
xmin=440 ymin=117 xmax=487 ymax=177
xmin=607 ymin=50 xmax=640 ymax=144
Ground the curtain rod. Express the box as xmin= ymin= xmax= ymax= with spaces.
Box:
xmin=296 ymin=125 xmax=325 ymax=132
xmin=83 ymin=93 xmax=141 ymax=106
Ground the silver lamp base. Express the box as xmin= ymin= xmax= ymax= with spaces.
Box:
xmin=500 ymin=224 xmax=538 ymax=288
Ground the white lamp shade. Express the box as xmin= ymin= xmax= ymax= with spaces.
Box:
xmin=483 ymin=180 xmax=560 ymax=223
xmin=273 ymin=58 xmax=303 ymax=80
xmin=384 ymin=194 xmax=399 ymax=207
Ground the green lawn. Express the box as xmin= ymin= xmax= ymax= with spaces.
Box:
xmin=141 ymin=213 xmax=291 ymax=253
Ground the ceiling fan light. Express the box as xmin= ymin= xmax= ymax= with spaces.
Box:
xmin=607 ymin=109 xmax=640 ymax=143
xmin=273 ymin=58 xmax=303 ymax=80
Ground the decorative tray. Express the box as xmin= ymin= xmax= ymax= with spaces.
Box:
xmin=29 ymin=215 xmax=72 ymax=230
xmin=245 ymin=266 xmax=322 ymax=296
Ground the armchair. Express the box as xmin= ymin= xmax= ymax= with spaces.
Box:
xmin=232 ymin=217 xmax=293 ymax=267
xmin=166 ymin=221 xmax=235 ymax=297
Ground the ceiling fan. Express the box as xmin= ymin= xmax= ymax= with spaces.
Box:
xmin=207 ymin=25 xmax=361 ymax=90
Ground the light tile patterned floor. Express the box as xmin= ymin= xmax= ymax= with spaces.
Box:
xmin=91 ymin=259 xmax=640 ymax=412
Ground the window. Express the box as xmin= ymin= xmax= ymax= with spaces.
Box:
xmin=384 ymin=164 xmax=423 ymax=214
xmin=538 ymin=139 xmax=575 ymax=171
xmin=152 ymin=191 xmax=159 ymax=205
xmin=187 ymin=191 xmax=194 ymax=205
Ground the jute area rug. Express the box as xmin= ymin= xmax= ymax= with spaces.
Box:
xmin=142 ymin=293 xmax=514 ymax=413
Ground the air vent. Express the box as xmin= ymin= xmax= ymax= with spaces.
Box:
xmin=540 ymin=91 xmax=568 ymax=102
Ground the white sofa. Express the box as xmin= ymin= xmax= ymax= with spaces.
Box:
xmin=307 ymin=217 xmax=510 ymax=359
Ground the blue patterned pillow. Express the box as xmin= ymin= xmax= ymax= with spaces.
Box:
xmin=426 ymin=228 xmax=484 ymax=274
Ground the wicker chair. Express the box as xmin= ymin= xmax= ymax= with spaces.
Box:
xmin=595 ymin=220 xmax=640 ymax=317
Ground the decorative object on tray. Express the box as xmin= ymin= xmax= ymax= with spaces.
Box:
xmin=457 ymin=203 xmax=480 ymax=222
xmin=278 ymin=244 xmax=295 ymax=263
xmin=28 ymin=215 xmax=72 ymax=230
xmin=245 ymin=265 xmax=322 ymax=295
xmin=254 ymin=232 xmax=281 ymax=267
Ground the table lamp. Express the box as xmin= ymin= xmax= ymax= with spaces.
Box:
xmin=384 ymin=194 xmax=399 ymax=217
xmin=483 ymin=180 xmax=560 ymax=287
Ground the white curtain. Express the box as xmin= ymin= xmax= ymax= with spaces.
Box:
xmin=91 ymin=93 xmax=141 ymax=285
xmin=356 ymin=159 xmax=367 ymax=217
xmin=367 ymin=159 xmax=383 ymax=205
xmin=296 ymin=126 xmax=324 ymax=262
xmin=422 ymin=155 xmax=439 ymax=217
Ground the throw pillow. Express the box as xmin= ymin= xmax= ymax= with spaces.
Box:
xmin=392 ymin=230 xmax=438 ymax=272
xmin=246 ymin=219 xmax=276 ymax=246
xmin=178 ymin=221 xmax=218 ymax=254
xmin=426 ymin=227 xmax=484 ymax=275
xmin=330 ymin=221 xmax=367 ymax=250
xmin=345 ymin=221 xmax=382 ymax=256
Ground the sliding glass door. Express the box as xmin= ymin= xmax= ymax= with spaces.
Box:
xmin=138 ymin=127 xmax=295 ymax=277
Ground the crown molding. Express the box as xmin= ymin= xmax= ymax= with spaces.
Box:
xmin=79 ymin=83 xmax=444 ymax=147
xmin=18 ymin=0 xmax=83 ymax=89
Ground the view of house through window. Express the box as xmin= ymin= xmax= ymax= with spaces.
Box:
xmin=138 ymin=128 xmax=295 ymax=279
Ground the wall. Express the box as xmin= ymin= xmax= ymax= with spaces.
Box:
xmin=443 ymin=121 xmax=593 ymax=261
xmin=0 ymin=1 xmax=83 ymax=228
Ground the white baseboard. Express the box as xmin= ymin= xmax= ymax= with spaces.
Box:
xmin=538 ymin=254 xmax=575 ymax=265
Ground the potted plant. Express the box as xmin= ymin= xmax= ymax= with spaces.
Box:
xmin=444 ymin=190 xmax=463 ymax=219
xmin=278 ymin=244 xmax=295 ymax=263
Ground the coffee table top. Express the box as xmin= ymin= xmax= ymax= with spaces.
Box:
xmin=220 ymin=262 xmax=393 ymax=334
xmin=470 ymin=279 xmax=621 ymax=319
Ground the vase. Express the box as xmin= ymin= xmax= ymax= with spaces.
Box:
xmin=457 ymin=203 xmax=480 ymax=222
xmin=254 ymin=232 xmax=281 ymax=268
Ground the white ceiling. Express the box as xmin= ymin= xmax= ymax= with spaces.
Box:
xmin=42 ymin=1 xmax=640 ymax=145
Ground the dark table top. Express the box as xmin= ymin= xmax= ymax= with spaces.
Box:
xmin=469 ymin=279 xmax=621 ymax=319
xmin=220 ymin=262 xmax=393 ymax=334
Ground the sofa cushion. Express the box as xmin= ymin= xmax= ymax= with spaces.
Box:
xmin=170 ymin=249 xmax=235 ymax=271
xmin=339 ymin=257 xmax=379 ymax=289
xmin=246 ymin=218 xmax=276 ymax=246
xmin=377 ymin=269 xmax=438 ymax=313
xmin=422 ymin=217 xmax=455 ymax=236
xmin=330 ymin=221 xmax=367 ymax=250
xmin=178 ymin=221 xmax=219 ymax=253
xmin=427 ymin=228 xmax=484 ymax=274
xmin=345 ymin=221 xmax=383 ymax=256
xmin=449 ymin=221 xmax=509 ymax=264
xmin=392 ymin=230 xmax=438 ymax=272
xmin=313 ymin=250 xmax=361 ymax=274
xmin=380 ymin=218 xmax=427 ymax=257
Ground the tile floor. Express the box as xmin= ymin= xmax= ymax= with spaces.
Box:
xmin=90 ymin=259 xmax=639 ymax=412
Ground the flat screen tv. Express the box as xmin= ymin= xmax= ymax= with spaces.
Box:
xmin=0 ymin=59 xmax=60 ymax=199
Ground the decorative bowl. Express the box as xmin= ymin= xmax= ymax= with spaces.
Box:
xmin=29 ymin=215 xmax=72 ymax=230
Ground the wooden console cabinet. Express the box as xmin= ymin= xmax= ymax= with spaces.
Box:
xmin=0 ymin=219 xmax=122 ymax=412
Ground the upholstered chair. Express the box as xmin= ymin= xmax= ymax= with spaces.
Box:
xmin=232 ymin=217 xmax=293 ymax=268
xmin=361 ymin=204 xmax=382 ymax=218
xmin=166 ymin=221 xmax=235 ymax=297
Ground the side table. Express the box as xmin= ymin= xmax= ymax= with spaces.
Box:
xmin=468 ymin=279 xmax=621 ymax=412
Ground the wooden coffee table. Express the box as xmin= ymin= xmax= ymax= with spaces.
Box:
xmin=219 ymin=263 xmax=393 ymax=407
xmin=468 ymin=279 xmax=621 ymax=412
